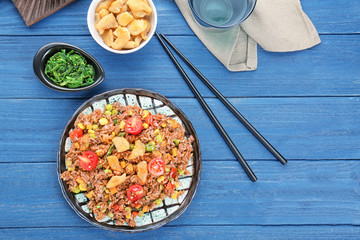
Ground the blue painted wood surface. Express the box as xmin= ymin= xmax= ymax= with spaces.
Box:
xmin=0 ymin=0 xmax=359 ymax=239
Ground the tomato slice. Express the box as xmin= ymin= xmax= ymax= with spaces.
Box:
xmin=145 ymin=113 xmax=153 ymax=126
xmin=69 ymin=128 xmax=83 ymax=141
xmin=148 ymin=158 xmax=165 ymax=177
xmin=125 ymin=117 xmax=143 ymax=135
xmin=170 ymin=167 xmax=178 ymax=179
xmin=127 ymin=184 xmax=144 ymax=202
xmin=78 ymin=151 xmax=98 ymax=171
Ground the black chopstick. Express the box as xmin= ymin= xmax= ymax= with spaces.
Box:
xmin=156 ymin=32 xmax=257 ymax=182
xmin=160 ymin=34 xmax=287 ymax=166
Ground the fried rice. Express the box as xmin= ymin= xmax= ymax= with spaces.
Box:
xmin=61 ymin=102 xmax=193 ymax=227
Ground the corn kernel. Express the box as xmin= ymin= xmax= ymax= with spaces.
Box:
xmin=171 ymin=148 xmax=178 ymax=156
xmin=86 ymin=124 xmax=92 ymax=130
xmin=174 ymin=181 xmax=180 ymax=189
xmin=95 ymin=150 xmax=103 ymax=156
xmin=142 ymin=205 xmax=149 ymax=212
xmin=92 ymin=124 xmax=99 ymax=130
xmin=125 ymin=212 xmax=131 ymax=219
xmin=125 ymin=207 xmax=132 ymax=213
xmin=65 ymin=159 xmax=72 ymax=167
xmin=79 ymin=183 xmax=87 ymax=191
xmin=155 ymin=134 xmax=163 ymax=143
xmin=157 ymin=175 xmax=165 ymax=183
xmin=129 ymin=111 xmax=133 ymax=116
xmin=149 ymin=141 xmax=155 ymax=145
xmin=105 ymin=104 xmax=113 ymax=111
xmin=88 ymin=129 xmax=95 ymax=134
xmin=142 ymin=110 xmax=149 ymax=119
xmin=86 ymin=190 xmax=93 ymax=199
xmin=68 ymin=167 xmax=75 ymax=172
xmin=155 ymin=199 xmax=162 ymax=205
xmin=153 ymin=129 xmax=160 ymax=135
xmin=72 ymin=186 xmax=80 ymax=194
xmin=76 ymin=177 xmax=85 ymax=184
xmin=159 ymin=185 xmax=164 ymax=191
xmin=90 ymin=133 xmax=96 ymax=138
xmin=105 ymin=189 xmax=110 ymax=194
xmin=119 ymin=121 xmax=126 ymax=129
xmin=107 ymin=212 xmax=114 ymax=218
xmin=154 ymin=151 xmax=162 ymax=158
xmin=120 ymin=161 xmax=126 ymax=169
xmin=171 ymin=191 xmax=178 ymax=199
xmin=143 ymin=123 xmax=149 ymax=129
xmin=99 ymin=118 xmax=108 ymax=125
xmin=74 ymin=142 xmax=80 ymax=149
xmin=161 ymin=123 xmax=166 ymax=128
xmin=111 ymin=109 xmax=118 ymax=115
xmin=104 ymin=110 xmax=111 ymax=116
xmin=77 ymin=123 xmax=85 ymax=130
xmin=110 ymin=132 xmax=115 ymax=139
xmin=138 ymin=211 xmax=144 ymax=217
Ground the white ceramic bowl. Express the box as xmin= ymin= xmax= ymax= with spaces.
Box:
xmin=87 ymin=0 xmax=157 ymax=54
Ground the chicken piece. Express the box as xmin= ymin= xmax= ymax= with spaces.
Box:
xmin=99 ymin=9 xmax=110 ymax=18
xmin=116 ymin=12 xmax=134 ymax=27
xmin=127 ymin=0 xmax=152 ymax=15
xmin=107 ymin=155 xmax=123 ymax=172
xmin=111 ymin=27 xmax=131 ymax=50
xmin=108 ymin=0 xmax=126 ymax=13
xmin=95 ymin=13 xmax=118 ymax=30
xmin=129 ymin=140 xmax=145 ymax=159
xmin=127 ymin=19 xmax=147 ymax=36
xmin=101 ymin=29 xmax=114 ymax=47
xmin=106 ymin=173 xmax=126 ymax=188
xmin=137 ymin=161 xmax=148 ymax=184
xmin=96 ymin=0 xmax=113 ymax=13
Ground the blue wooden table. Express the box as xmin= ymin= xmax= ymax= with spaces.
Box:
xmin=1 ymin=0 xmax=360 ymax=239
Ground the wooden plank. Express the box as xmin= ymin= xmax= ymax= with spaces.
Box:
xmin=1 ymin=0 xmax=359 ymax=35
xmin=1 ymin=225 xmax=359 ymax=239
xmin=0 ymin=35 xmax=359 ymax=99
xmin=1 ymin=161 xmax=360 ymax=228
xmin=11 ymin=0 xmax=76 ymax=27
xmin=1 ymin=96 xmax=360 ymax=163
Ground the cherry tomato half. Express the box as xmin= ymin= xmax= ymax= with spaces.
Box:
xmin=69 ymin=128 xmax=83 ymax=141
xmin=145 ymin=113 xmax=153 ymax=126
xmin=125 ymin=117 xmax=143 ymax=135
xmin=165 ymin=181 xmax=174 ymax=190
xmin=127 ymin=184 xmax=144 ymax=202
xmin=78 ymin=151 xmax=98 ymax=171
xmin=148 ymin=158 xmax=165 ymax=177
xmin=170 ymin=167 xmax=178 ymax=179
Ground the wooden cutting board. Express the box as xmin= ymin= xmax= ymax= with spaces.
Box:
xmin=12 ymin=0 xmax=77 ymax=26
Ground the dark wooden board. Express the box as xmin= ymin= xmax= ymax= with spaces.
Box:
xmin=11 ymin=0 xmax=76 ymax=26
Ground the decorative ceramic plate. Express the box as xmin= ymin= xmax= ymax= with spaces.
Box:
xmin=57 ymin=89 xmax=201 ymax=232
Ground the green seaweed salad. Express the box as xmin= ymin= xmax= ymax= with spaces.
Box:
xmin=45 ymin=49 xmax=95 ymax=88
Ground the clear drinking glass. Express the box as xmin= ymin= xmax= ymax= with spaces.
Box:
xmin=188 ymin=0 xmax=257 ymax=28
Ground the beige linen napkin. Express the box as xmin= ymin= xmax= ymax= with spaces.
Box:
xmin=174 ymin=0 xmax=321 ymax=71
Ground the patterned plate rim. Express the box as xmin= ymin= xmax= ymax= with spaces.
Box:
xmin=57 ymin=88 xmax=202 ymax=233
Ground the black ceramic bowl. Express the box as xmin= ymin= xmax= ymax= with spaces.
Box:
xmin=57 ymin=89 xmax=201 ymax=232
xmin=33 ymin=42 xmax=105 ymax=92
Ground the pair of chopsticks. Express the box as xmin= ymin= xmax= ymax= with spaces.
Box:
xmin=156 ymin=33 xmax=287 ymax=182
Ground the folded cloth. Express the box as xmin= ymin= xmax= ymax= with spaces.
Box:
xmin=174 ymin=0 xmax=321 ymax=72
